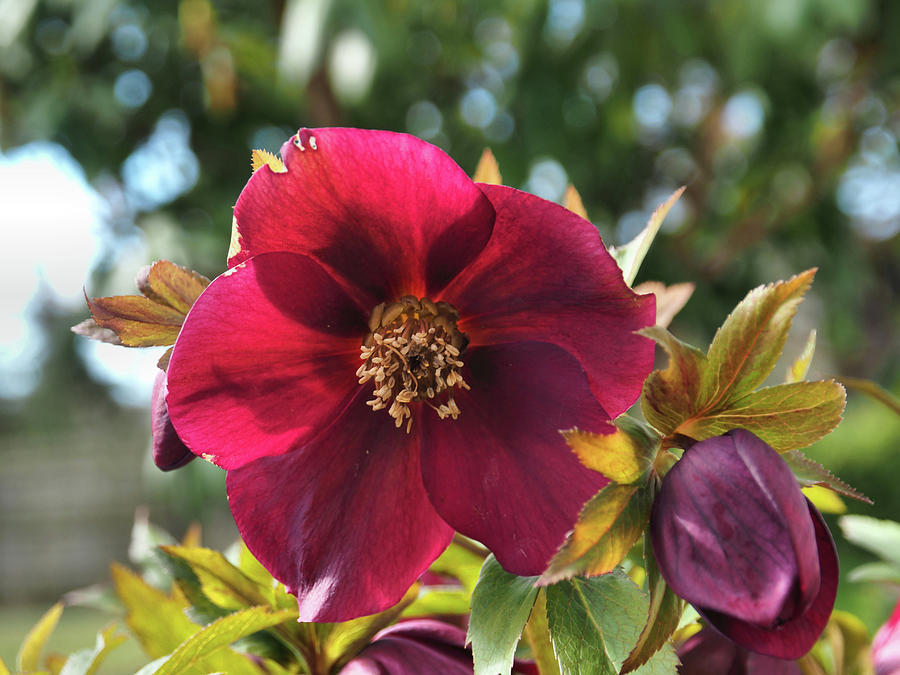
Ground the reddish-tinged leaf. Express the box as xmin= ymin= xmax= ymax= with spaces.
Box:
xmin=621 ymin=539 xmax=684 ymax=674
xmin=632 ymin=281 xmax=695 ymax=329
xmin=137 ymin=260 xmax=211 ymax=314
xmin=639 ymin=326 xmax=707 ymax=435
xmin=539 ymin=482 xmax=654 ymax=584
xmin=679 ymin=380 xmax=846 ymax=452
xmin=703 ymin=269 xmax=815 ymax=404
xmin=473 ymin=148 xmax=501 ymax=185
xmin=783 ymin=450 xmax=872 ymax=503
xmin=563 ymin=417 xmax=658 ymax=484
xmin=87 ymin=296 xmax=184 ymax=347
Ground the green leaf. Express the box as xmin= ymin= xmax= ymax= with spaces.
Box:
xmin=545 ymin=571 xmax=678 ymax=675
xmin=839 ymin=515 xmax=900 ymax=566
xmin=160 ymin=546 xmax=275 ymax=610
xmin=786 ymin=330 xmax=816 ymax=383
xmin=111 ymin=562 xmax=199 ymax=659
xmin=639 ymin=326 xmax=707 ymax=436
xmin=847 ymin=561 xmax=900 ymax=584
xmin=540 ymin=482 xmax=654 ymax=584
xmin=563 ymin=417 xmax=659 ymax=484
xmin=679 ymin=380 xmax=846 ymax=451
xmin=137 ymin=260 xmax=210 ymax=315
xmin=467 ymin=555 xmax=539 ymax=675
xmin=58 ymin=624 xmax=126 ymax=675
xmin=152 ymin=606 xmax=296 ymax=675
xmin=783 ymin=451 xmax=871 ymax=503
xmin=620 ymin=540 xmax=684 ymax=674
xmin=611 ymin=187 xmax=685 ymax=286
xmin=16 ymin=602 xmax=63 ymax=673
xmin=704 ymin=269 xmax=815 ymax=402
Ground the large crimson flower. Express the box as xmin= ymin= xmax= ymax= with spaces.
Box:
xmin=166 ymin=128 xmax=655 ymax=621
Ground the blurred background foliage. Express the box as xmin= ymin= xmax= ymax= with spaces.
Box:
xmin=1 ymin=0 xmax=898 ymax=662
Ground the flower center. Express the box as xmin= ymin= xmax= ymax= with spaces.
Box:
xmin=356 ymin=296 xmax=469 ymax=432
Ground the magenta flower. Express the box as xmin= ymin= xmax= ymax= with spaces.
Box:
xmin=166 ymin=128 xmax=655 ymax=621
xmin=650 ymin=429 xmax=838 ymax=659
xmin=873 ymin=597 xmax=900 ymax=675
xmin=677 ymin=627 xmax=802 ymax=675
xmin=151 ymin=371 xmax=194 ymax=471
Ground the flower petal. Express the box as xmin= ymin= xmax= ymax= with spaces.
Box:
xmin=698 ymin=502 xmax=838 ymax=659
xmin=166 ymin=252 xmax=367 ymax=470
xmin=227 ymin=389 xmax=454 ymax=622
xmin=340 ymin=620 xmax=473 ymax=674
xmin=151 ymin=370 xmax=194 ymax=471
xmin=677 ymin=627 xmax=803 ymax=674
xmin=650 ymin=429 xmax=820 ymax=627
xmin=232 ymin=128 xmax=496 ymax=304
xmin=419 ymin=341 xmax=610 ymax=576
xmin=442 ymin=183 xmax=655 ymax=419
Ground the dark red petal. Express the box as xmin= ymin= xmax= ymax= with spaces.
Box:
xmin=232 ymin=128 xmax=495 ymax=304
xmin=419 ymin=341 xmax=610 ymax=576
xmin=650 ymin=430 xmax=820 ymax=627
xmin=442 ymin=183 xmax=655 ymax=419
xmin=677 ymin=627 xmax=803 ymax=675
xmin=227 ymin=389 xmax=454 ymax=623
xmin=166 ymin=252 xmax=367 ymax=470
xmin=151 ymin=370 xmax=194 ymax=471
xmin=340 ymin=620 xmax=473 ymax=674
xmin=698 ymin=502 xmax=838 ymax=659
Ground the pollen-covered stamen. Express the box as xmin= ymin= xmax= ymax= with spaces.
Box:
xmin=356 ymin=296 xmax=469 ymax=432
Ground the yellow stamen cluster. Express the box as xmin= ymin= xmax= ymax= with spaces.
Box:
xmin=357 ymin=296 xmax=469 ymax=432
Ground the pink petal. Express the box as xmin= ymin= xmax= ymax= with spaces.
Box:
xmin=166 ymin=252 xmax=367 ymax=470
xmin=442 ymin=184 xmax=655 ymax=419
xmin=340 ymin=620 xmax=473 ymax=674
xmin=227 ymin=388 xmax=454 ymax=623
xmin=151 ymin=370 xmax=194 ymax=471
xmin=232 ymin=128 xmax=495 ymax=305
xmin=873 ymin=597 xmax=900 ymax=675
xmin=419 ymin=341 xmax=610 ymax=576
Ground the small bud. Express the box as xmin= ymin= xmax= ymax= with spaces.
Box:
xmin=151 ymin=371 xmax=195 ymax=471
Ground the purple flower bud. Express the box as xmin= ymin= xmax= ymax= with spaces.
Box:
xmin=677 ymin=627 xmax=802 ymax=675
xmin=151 ymin=370 xmax=194 ymax=471
xmin=650 ymin=429 xmax=838 ymax=659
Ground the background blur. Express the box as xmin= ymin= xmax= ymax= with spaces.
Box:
xmin=1 ymin=0 xmax=898 ymax=661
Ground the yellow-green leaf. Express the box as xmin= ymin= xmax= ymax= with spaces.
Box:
xmin=0 ymin=658 xmax=10 ymax=675
xmin=540 ymin=482 xmax=654 ymax=584
xmin=137 ymin=260 xmax=210 ymax=315
xmin=563 ymin=417 xmax=658 ymax=484
xmin=703 ymin=269 xmax=815 ymax=405
xmin=787 ymin=330 xmax=816 ymax=383
xmin=160 ymin=546 xmax=274 ymax=610
xmin=152 ymin=606 xmax=296 ymax=675
xmin=58 ymin=624 xmax=126 ymax=675
xmin=564 ymin=184 xmax=588 ymax=219
xmin=802 ymin=485 xmax=846 ymax=514
xmin=473 ymin=148 xmax=501 ymax=185
xmin=522 ymin=590 xmax=560 ymax=675
xmin=251 ymin=148 xmax=286 ymax=173
xmin=611 ymin=187 xmax=685 ymax=286
xmin=16 ymin=602 xmax=63 ymax=673
xmin=111 ymin=563 xmax=198 ymax=659
xmin=679 ymin=380 xmax=846 ymax=452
